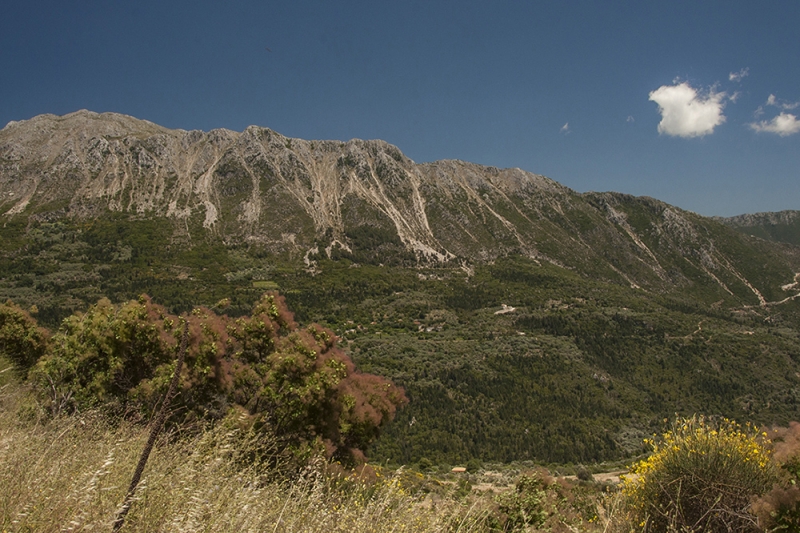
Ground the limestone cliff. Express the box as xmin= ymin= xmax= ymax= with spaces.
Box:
xmin=2 ymin=110 xmax=798 ymax=305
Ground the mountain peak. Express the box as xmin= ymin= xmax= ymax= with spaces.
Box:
xmin=1 ymin=111 xmax=798 ymax=300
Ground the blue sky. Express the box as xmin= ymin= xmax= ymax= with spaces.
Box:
xmin=1 ymin=1 xmax=798 ymax=217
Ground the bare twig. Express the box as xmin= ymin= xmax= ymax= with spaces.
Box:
xmin=112 ymin=318 xmax=189 ymax=531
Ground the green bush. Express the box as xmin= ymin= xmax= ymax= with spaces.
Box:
xmin=576 ymin=465 xmax=594 ymax=482
xmin=622 ymin=415 xmax=777 ymax=532
xmin=0 ymin=301 xmax=49 ymax=377
xmin=493 ymin=472 xmax=548 ymax=530
xmin=487 ymin=469 xmax=601 ymax=531
xmin=29 ymin=296 xmax=180 ymax=417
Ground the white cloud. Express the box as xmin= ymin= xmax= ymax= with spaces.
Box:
xmin=560 ymin=122 xmax=570 ymax=134
xmin=648 ymin=82 xmax=727 ymax=138
xmin=765 ymin=94 xmax=799 ymax=111
xmin=749 ymin=112 xmax=800 ymax=136
xmin=751 ymin=95 xmax=800 ymax=135
xmin=729 ymin=68 xmax=749 ymax=82
xmin=626 ymin=115 xmax=635 ymax=123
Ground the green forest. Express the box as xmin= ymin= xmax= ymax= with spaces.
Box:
xmin=1 ymin=215 xmax=799 ymax=466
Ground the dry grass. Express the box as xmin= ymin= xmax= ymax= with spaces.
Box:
xmin=4 ymin=354 xmax=793 ymax=533
xmin=0 ymin=379 xmax=492 ymax=533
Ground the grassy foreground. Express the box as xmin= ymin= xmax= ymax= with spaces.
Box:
xmin=0 ymin=374 xmax=630 ymax=532
xmin=0 ymin=390 xmax=478 ymax=532
xmin=7 ymin=351 xmax=800 ymax=532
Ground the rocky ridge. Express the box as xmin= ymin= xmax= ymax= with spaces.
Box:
xmin=2 ymin=110 xmax=798 ymax=306
xmin=717 ymin=210 xmax=800 ymax=248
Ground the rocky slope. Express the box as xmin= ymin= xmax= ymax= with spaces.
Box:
xmin=1 ymin=110 xmax=799 ymax=306
xmin=718 ymin=210 xmax=800 ymax=247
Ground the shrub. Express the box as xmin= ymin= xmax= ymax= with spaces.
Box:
xmin=0 ymin=301 xmax=49 ymax=377
xmin=493 ymin=471 xmax=548 ymax=530
xmin=29 ymin=296 xmax=180 ymax=417
xmin=622 ymin=415 xmax=777 ymax=533
xmin=25 ymin=293 xmax=407 ymax=464
xmin=752 ymin=421 xmax=800 ymax=530
xmin=490 ymin=470 xmax=601 ymax=532
xmin=576 ymin=465 xmax=594 ymax=482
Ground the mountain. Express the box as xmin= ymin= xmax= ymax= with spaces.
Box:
xmin=718 ymin=211 xmax=800 ymax=247
xmin=2 ymin=110 xmax=798 ymax=300
xmin=2 ymin=110 xmax=800 ymax=465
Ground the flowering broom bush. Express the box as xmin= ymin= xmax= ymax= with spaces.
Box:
xmin=622 ymin=415 xmax=777 ymax=533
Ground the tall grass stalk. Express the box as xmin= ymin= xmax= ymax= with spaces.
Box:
xmin=0 ymin=380 xmax=490 ymax=532
xmin=112 ymin=319 xmax=189 ymax=531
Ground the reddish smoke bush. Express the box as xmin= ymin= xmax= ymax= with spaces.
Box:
xmin=22 ymin=292 xmax=405 ymax=464
xmin=767 ymin=421 xmax=800 ymax=463
xmin=753 ymin=422 xmax=800 ymax=530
